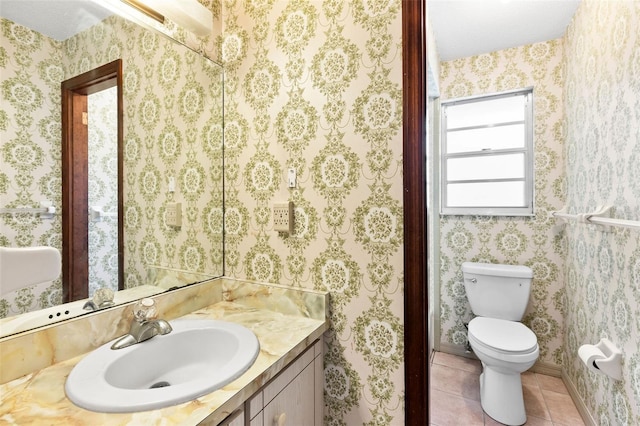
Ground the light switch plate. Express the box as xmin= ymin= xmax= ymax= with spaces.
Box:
xmin=166 ymin=202 xmax=182 ymax=227
xmin=273 ymin=202 xmax=293 ymax=233
xmin=287 ymin=168 xmax=297 ymax=188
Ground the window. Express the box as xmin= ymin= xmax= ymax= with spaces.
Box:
xmin=440 ymin=88 xmax=534 ymax=216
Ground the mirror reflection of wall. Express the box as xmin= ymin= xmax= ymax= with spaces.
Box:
xmin=0 ymin=17 xmax=65 ymax=314
xmin=88 ymin=87 xmax=119 ymax=297
xmin=0 ymin=7 xmax=224 ymax=330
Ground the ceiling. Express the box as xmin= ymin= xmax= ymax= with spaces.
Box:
xmin=1 ymin=0 xmax=581 ymax=63
xmin=429 ymin=0 xmax=581 ymax=61
xmin=0 ymin=0 xmax=111 ymax=41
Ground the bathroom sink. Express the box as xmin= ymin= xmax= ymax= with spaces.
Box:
xmin=65 ymin=319 xmax=260 ymax=413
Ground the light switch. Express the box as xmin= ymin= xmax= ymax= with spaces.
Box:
xmin=287 ymin=168 xmax=296 ymax=188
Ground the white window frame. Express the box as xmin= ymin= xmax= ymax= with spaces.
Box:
xmin=440 ymin=88 xmax=534 ymax=216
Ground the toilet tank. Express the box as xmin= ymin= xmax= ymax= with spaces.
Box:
xmin=462 ymin=262 xmax=533 ymax=321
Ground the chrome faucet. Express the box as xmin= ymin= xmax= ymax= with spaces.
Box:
xmin=83 ymin=287 xmax=115 ymax=311
xmin=83 ymin=299 xmax=115 ymax=311
xmin=111 ymin=298 xmax=172 ymax=350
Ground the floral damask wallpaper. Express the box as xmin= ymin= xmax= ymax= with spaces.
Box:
xmin=438 ymin=40 xmax=567 ymax=367
xmin=1 ymin=19 xmax=63 ymax=314
xmin=87 ymin=87 xmax=119 ymax=295
xmin=1 ymin=15 xmax=224 ymax=316
xmin=218 ymin=0 xmax=404 ymax=424
xmin=563 ymin=1 xmax=640 ymax=424
xmin=438 ymin=1 xmax=640 ymax=423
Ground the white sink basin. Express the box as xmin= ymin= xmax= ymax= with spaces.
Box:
xmin=65 ymin=319 xmax=260 ymax=413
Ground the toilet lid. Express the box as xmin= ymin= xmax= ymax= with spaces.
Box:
xmin=468 ymin=317 xmax=537 ymax=354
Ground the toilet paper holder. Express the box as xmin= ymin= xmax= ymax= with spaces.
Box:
xmin=578 ymin=338 xmax=622 ymax=381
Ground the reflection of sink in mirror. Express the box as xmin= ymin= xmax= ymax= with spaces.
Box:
xmin=65 ymin=320 xmax=260 ymax=413
xmin=0 ymin=285 xmax=162 ymax=335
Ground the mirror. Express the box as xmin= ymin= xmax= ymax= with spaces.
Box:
xmin=61 ymin=59 xmax=124 ymax=303
xmin=0 ymin=0 xmax=224 ymax=337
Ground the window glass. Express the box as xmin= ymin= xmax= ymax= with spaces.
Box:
xmin=447 ymin=123 xmax=525 ymax=154
xmin=440 ymin=88 xmax=533 ymax=216
xmin=446 ymin=95 xmax=524 ymax=129
xmin=447 ymin=182 xmax=526 ymax=208
xmin=447 ymin=153 xmax=525 ymax=181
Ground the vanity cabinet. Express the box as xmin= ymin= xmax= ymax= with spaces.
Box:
xmin=209 ymin=339 xmax=323 ymax=426
xmin=246 ymin=340 xmax=323 ymax=426
xmin=216 ymin=407 xmax=245 ymax=426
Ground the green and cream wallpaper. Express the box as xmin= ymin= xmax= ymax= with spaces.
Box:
xmin=1 ymin=19 xmax=65 ymax=314
xmin=87 ymin=87 xmax=119 ymax=295
xmin=7 ymin=0 xmax=639 ymax=424
xmin=562 ymin=1 xmax=640 ymax=424
xmin=218 ymin=0 xmax=405 ymax=424
xmin=438 ymin=39 xmax=567 ymax=367
xmin=2 ymin=0 xmax=405 ymax=423
xmin=437 ymin=0 xmax=640 ymax=423
xmin=1 ymin=13 xmax=224 ymax=316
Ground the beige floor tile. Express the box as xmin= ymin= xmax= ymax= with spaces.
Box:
xmin=431 ymin=363 xmax=481 ymax=401
xmin=484 ymin=413 xmax=553 ymax=426
xmin=535 ymin=373 xmax=568 ymax=395
xmin=430 ymin=388 xmax=484 ymax=426
xmin=522 ymin=383 xmax=551 ymax=420
xmin=523 ymin=416 xmax=554 ymax=425
xmin=521 ymin=371 xmax=538 ymax=387
xmin=430 ymin=353 xmax=585 ymax=426
xmin=542 ymin=389 xmax=585 ymax=425
xmin=432 ymin=351 xmax=482 ymax=374
xmin=483 ymin=415 xmax=504 ymax=426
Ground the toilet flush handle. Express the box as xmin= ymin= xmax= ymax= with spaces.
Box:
xmin=467 ymin=278 xmax=477 ymax=283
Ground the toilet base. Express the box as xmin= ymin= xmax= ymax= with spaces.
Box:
xmin=479 ymin=366 xmax=526 ymax=426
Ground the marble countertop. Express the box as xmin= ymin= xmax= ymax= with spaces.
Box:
xmin=0 ymin=280 xmax=328 ymax=425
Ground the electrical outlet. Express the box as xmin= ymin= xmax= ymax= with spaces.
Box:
xmin=166 ymin=202 xmax=182 ymax=227
xmin=273 ymin=202 xmax=293 ymax=233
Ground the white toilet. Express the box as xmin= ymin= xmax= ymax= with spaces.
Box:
xmin=462 ymin=262 xmax=539 ymax=426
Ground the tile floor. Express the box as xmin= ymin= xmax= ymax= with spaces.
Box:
xmin=430 ymin=351 xmax=586 ymax=426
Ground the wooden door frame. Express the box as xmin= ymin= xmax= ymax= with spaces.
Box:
xmin=402 ymin=0 xmax=429 ymax=425
xmin=61 ymin=59 xmax=124 ymax=303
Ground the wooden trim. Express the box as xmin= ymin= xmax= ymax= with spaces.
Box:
xmin=61 ymin=59 xmax=124 ymax=302
xmin=402 ymin=1 xmax=429 ymax=425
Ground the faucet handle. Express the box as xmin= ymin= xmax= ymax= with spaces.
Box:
xmin=133 ymin=298 xmax=157 ymax=322
xmin=93 ymin=287 xmax=115 ymax=307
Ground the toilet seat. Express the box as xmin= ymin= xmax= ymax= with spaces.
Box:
xmin=468 ymin=317 xmax=538 ymax=362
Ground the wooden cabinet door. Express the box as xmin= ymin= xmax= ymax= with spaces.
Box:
xmin=262 ymin=362 xmax=315 ymax=426
xmin=214 ymin=407 xmax=245 ymax=426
